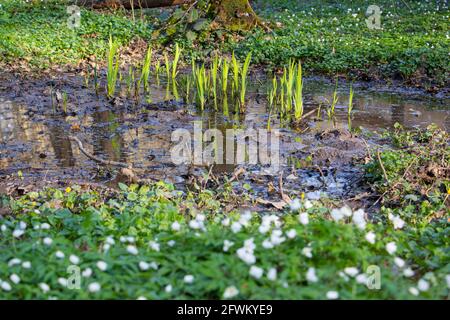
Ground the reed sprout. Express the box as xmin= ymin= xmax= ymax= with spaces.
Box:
xmin=106 ymin=36 xmax=120 ymax=98
xmin=293 ymin=62 xmax=303 ymax=120
xmin=139 ymin=45 xmax=152 ymax=92
xmin=231 ymin=52 xmax=239 ymax=95
xmin=221 ymin=58 xmax=229 ymax=95
xmin=164 ymin=52 xmax=170 ymax=81
xmin=172 ymin=43 xmax=181 ymax=80
xmin=348 ymin=83 xmax=354 ymax=117
xmin=239 ymin=52 xmax=252 ymax=108
xmin=328 ymin=80 xmax=339 ymax=119
xmin=195 ymin=64 xmax=207 ymax=110
xmin=211 ymin=54 xmax=220 ymax=105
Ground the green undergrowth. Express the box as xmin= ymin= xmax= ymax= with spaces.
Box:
xmin=0 ymin=180 xmax=448 ymax=299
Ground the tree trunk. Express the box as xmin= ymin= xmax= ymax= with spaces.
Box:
xmin=86 ymin=0 xmax=261 ymax=31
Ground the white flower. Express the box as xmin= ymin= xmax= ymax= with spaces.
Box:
xmin=339 ymin=271 xmax=350 ymax=282
xmin=223 ymin=286 xmax=239 ymax=298
xmin=12 ymin=229 xmax=25 ymax=238
xmin=149 ymin=241 xmax=160 ymax=252
xmin=231 ymin=222 xmax=242 ymax=233
xmin=165 ymin=284 xmax=173 ymax=293
xmin=1 ymin=281 xmax=12 ymax=291
xmin=58 ymin=278 xmax=68 ymax=287
xmin=302 ymin=247 xmax=313 ymax=258
xmin=299 ymin=212 xmax=309 ymax=225
xmin=105 ymin=236 xmax=115 ymax=245
xmin=126 ymin=245 xmax=138 ymax=255
xmin=221 ymin=218 xmax=230 ymax=226
xmin=139 ymin=261 xmax=150 ymax=271
xmin=386 ymin=242 xmax=397 ymax=255
xmin=249 ymin=266 xmax=264 ymax=279
xmin=356 ymin=274 xmax=368 ymax=284
xmin=69 ymin=254 xmax=80 ymax=265
xmin=409 ymin=287 xmax=419 ymax=296
xmin=326 ymin=291 xmax=339 ymax=299
xmin=82 ymin=268 xmax=92 ymax=278
xmin=88 ymin=282 xmax=101 ymax=293
xmin=223 ymin=240 xmax=234 ymax=252
xmin=330 ymin=208 xmax=344 ymax=222
xmin=270 ymin=229 xmax=286 ymax=246
xmin=286 ymin=229 xmax=297 ymax=239
xmin=171 ymin=221 xmax=181 ymax=231
xmin=188 ymin=220 xmax=201 ymax=230
xmin=137 ymin=296 xmax=147 ymax=300
xmin=290 ymin=199 xmax=301 ymax=211
xmin=22 ymin=261 xmax=31 ymax=269
xmin=96 ymin=261 xmax=108 ymax=271
xmin=306 ymin=267 xmax=318 ymax=283
xmin=262 ymin=239 xmax=274 ymax=249
xmin=304 ymin=200 xmax=313 ymax=209
xmin=40 ymin=223 xmax=50 ymax=230
xmin=365 ymin=231 xmax=376 ymax=244
xmin=392 ymin=216 xmax=405 ymax=229
xmin=43 ymin=237 xmax=53 ymax=246
xmin=55 ymin=251 xmax=65 ymax=259
xmin=196 ymin=214 xmax=205 ymax=222
xmin=239 ymin=211 xmax=252 ymax=226
xmin=267 ymin=268 xmax=277 ymax=281
xmin=39 ymin=283 xmax=50 ymax=293
xmin=258 ymin=224 xmax=270 ymax=234
xmin=394 ymin=257 xmax=405 ymax=268
xmin=103 ymin=244 xmax=111 ymax=252
xmin=184 ymin=275 xmax=194 ymax=284
xmin=149 ymin=262 xmax=159 ymax=270
xmin=344 ymin=267 xmax=359 ymax=277
xmin=403 ymin=268 xmax=414 ymax=278
xmin=417 ymin=279 xmax=429 ymax=292
xmin=236 ymin=247 xmax=256 ymax=264
xmin=19 ymin=221 xmax=27 ymax=230
xmin=352 ymin=209 xmax=366 ymax=230
xmin=8 ymin=258 xmax=21 ymax=267
xmin=10 ymin=274 xmax=20 ymax=284
xmin=168 ymin=240 xmax=176 ymax=247
xmin=0 ymin=224 xmax=7 ymax=232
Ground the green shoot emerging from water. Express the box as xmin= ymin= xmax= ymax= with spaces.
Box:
xmin=106 ymin=36 xmax=120 ymax=98
xmin=239 ymin=52 xmax=252 ymax=109
xmin=139 ymin=45 xmax=152 ymax=92
xmin=195 ymin=64 xmax=206 ymax=111
xmin=221 ymin=58 xmax=229 ymax=95
xmin=231 ymin=52 xmax=239 ymax=95
xmin=172 ymin=43 xmax=181 ymax=80
xmin=348 ymin=83 xmax=354 ymax=117
xmin=294 ymin=62 xmax=303 ymax=120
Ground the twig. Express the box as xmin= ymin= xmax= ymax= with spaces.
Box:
xmin=376 ymin=149 xmax=389 ymax=182
xmin=69 ymin=135 xmax=131 ymax=169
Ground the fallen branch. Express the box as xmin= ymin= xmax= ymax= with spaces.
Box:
xmin=69 ymin=136 xmax=131 ymax=169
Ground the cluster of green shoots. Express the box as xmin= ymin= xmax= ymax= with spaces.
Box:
xmin=190 ymin=52 xmax=252 ymax=112
xmin=100 ymin=38 xmax=184 ymax=102
xmin=267 ymin=60 xmax=304 ymax=122
xmin=268 ymin=67 xmax=356 ymax=126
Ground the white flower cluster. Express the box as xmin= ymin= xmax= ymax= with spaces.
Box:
xmin=330 ymin=206 xmax=366 ymax=230
xmin=236 ymin=238 xmax=256 ymax=265
xmin=388 ymin=213 xmax=405 ymax=230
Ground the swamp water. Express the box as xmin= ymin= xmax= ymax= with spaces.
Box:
xmin=0 ymin=74 xmax=449 ymax=206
